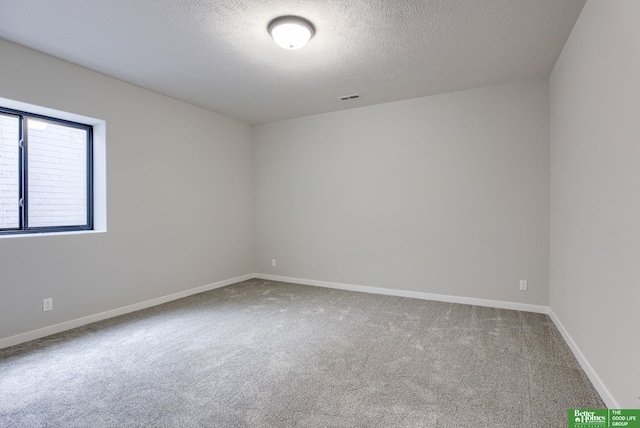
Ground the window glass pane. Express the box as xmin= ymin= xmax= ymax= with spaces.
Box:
xmin=27 ymin=118 xmax=88 ymax=227
xmin=0 ymin=113 xmax=20 ymax=229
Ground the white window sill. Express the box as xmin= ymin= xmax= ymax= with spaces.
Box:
xmin=0 ymin=229 xmax=106 ymax=240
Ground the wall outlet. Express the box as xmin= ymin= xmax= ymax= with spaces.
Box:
xmin=43 ymin=298 xmax=53 ymax=312
xmin=271 ymin=259 xmax=276 ymax=267
xmin=519 ymin=280 xmax=528 ymax=291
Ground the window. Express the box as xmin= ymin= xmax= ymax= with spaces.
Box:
xmin=0 ymin=106 xmax=93 ymax=234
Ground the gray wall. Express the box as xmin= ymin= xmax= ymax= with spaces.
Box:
xmin=254 ymin=80 xmax=550 ymax=306
xmin=0 ymin=39 xmax=254 ymax=340
xmin=550 ymin=0 xmax=640 ymax=408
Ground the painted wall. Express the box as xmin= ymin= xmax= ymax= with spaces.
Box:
xmin=549 ymin=0 xmax=640 ymax=408
xmin=0 ymin=39 xmax=254 ymax=340
xmin=254 ymin=80 xmax=550 ymax=306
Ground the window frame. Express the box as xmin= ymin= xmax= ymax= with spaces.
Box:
xmin=0 ymin=105 xmax=94 ymax=235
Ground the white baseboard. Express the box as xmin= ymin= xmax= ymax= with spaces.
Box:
xmin=259 ymin=273 xmax=617 ymax=406
xmin=548 ymin=309 xmax=618 ymax=408
xmin=255 ymin=273 xmax=549 ymax=314
xmin=0 ymin=273 xmax=255 ymax=350
xmin=3 ymin=271 xmax=613 ymax=408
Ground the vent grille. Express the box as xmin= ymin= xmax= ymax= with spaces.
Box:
xmin=339 ymin=94 xmax=360 ymax=101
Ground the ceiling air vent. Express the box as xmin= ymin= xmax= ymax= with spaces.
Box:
xmin=339 ymin=94 xmax=360 ymax=101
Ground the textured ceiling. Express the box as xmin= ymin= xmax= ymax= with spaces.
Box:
xmin=0 ymin=0 xmax=585 ymax=125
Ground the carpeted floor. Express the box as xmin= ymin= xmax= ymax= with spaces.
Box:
xmin=0 ymin=279 xmax=604 ymax=427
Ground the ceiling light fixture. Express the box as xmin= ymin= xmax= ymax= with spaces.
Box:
xmin=268 ymin=16 xmax=315 ymax=50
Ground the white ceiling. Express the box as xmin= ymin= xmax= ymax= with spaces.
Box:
xmin=0 ymin=0 xmax=585 ymax=125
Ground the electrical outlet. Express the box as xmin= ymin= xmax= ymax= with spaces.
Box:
xmin=271 ymin=259 xmax=276 ymax=267
xmin=519 ymin=280 xmax=528 ymax=291
xmin=43 ymin=298 xmax=53 ymax=312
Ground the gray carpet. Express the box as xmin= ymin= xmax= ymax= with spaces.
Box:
xmin=0 ymin=279 xmax=604 ymax=427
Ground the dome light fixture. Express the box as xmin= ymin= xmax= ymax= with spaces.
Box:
xmin=268 ymin=16 xmax=315 ymax=50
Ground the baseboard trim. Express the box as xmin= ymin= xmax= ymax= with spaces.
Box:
xmin=548 ymin=309 xmax=618 ymax=408
xmin=255 ymin=273 xmax=549 ymax=314
xmin=0 ymin=273 xmax=255 ymax=350
xmin=3 ymin=272 xmax=612 ymax=408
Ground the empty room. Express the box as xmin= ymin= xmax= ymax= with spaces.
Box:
xmin=0 ymin=1 xmax=638 ymax=427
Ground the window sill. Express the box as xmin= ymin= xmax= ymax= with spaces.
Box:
xmin=0 ymin=229 xmax=106 ymax=240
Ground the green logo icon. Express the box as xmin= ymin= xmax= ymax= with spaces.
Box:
xmin=569 ymin=409 xmax=640 ymax=428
